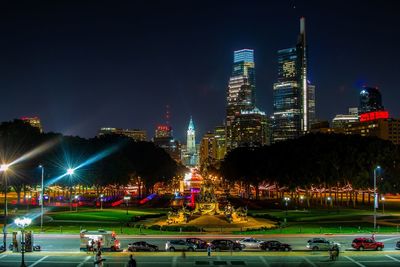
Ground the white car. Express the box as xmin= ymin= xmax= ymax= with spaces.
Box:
xmin=237 ymin=237 xmax=263 ymax=249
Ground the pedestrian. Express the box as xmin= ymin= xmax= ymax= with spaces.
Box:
xmin=97 ymin=240 xmax=102 ymax=252
xmin=371 ymin=233 xmax=376 ymax=241
xmin=127 ymin=254 xmax=136 ymax=267
xmin=207 ymin=245 xmax=211 ymax=258
xmin=91 ymin=239 xmax=95 ymax=254
xmin=181 ymin=249 xmax=186 ymax=260
xmin=335 ymin=245 xmax=340 ymax=260
xmin=94 ymin=251 xmax=105 ymax=267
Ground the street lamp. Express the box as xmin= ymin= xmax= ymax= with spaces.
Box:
xmin=381 ymin=196 xmax=385 ymax=214
xmin=26 ymin=195 xmax=31 ymax=211
xmin=74 ymin=195 xmax=79 ymax=212
xmin=66 ymin=168 xmax=75 ymax=211
xmin=1 ymin=163 xmax=10 ymax=251
xmin=14 ymin=217 xmax=32 ymax=267
xmin=100 ymin=194 xmax=104 ymax=210
xmin=284 ymin=197 xmax=290 ymax=216
xmin=374 ymin=166 xmax=381 ymax=230
xmin=38 ymin=165 xmax=44 ymax=232
xmin=124 ymin=195 xmax=131 ymax=215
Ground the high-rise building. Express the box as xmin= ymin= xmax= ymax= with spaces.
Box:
xmin=21 ymin=116 xmax=43 ymax=133
xmin=231 ymin=108 xmax=269 ymax=147
xmin=98 ymin=127 xmax=147 ymax=141
xmin=359 ymin=86 xmax=384 ymax=114
xmin=181 ymin=117 xmax=198 ymax=166
xmin=272 ymin=17 xmax=316 ymax=143
xmin=226 ymin=49 xmax=256 ymax=150
xmin=153 ymin=124 xmax=181 ymax=163
xmin=213 ymin=126 xmax=227 ymax=160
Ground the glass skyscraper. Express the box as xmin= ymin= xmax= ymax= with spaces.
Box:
xmin=359 ymin=86 xmax=384 ymax=114
xmin=272 ymin=17 xmax=316 ymax=143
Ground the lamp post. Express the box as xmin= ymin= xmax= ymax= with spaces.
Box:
xmin=14 ymin=217 xmax=32 ymax=267
xmin=284 ymin=197 xmax=290 ymax=216
xmin=381 ymin=196 xmax=385 ymax=214
xmin=26 ymin=195 xmax=31 ymax=211
xmin=74 ymin=195 xmax=79 ymax=212
xmin=374 ymin=166 xmax=381 ymax=231
xmin=100 ymin=194 xmax=104 ymax=210
xmin=66 ymin=168 xmax=74 ymax=211
xmin=124 ymin=195 xmax=131 ymax=215
xmin=1 ymin=163 xmax=9 ymax=251
xmin=38 ymin=165 xmax=44 ymax=232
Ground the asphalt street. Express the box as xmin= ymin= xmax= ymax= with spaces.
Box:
xmin=8 ymin=233 xmax=399 ymax=252
xmin=1 ymin=252 xmax=400 ymax=267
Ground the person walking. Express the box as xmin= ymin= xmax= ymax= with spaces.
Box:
xmin=371 ymin=233 xmax=376 ymax=241
xmin=91 ymin=239 xmax=95 ymax=254
xmin=335 ymin=245 xmax=340 ymax=260
xmin=207 ymin=245 xmax=211 ymax=258
xmin=127 ymin=254 xmax=136 ymax=267
xmin=94 ymin=251 xmax=105 ymax=267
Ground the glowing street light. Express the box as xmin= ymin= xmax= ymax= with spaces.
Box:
xmin=66 ymin=168 xmax=74 ymax=175
xmin=124 ymin=195 xmax=131 ymax=215
xmin=38 ymin=165 xmax=44 ymax=232
xmin=381 ymin=196 xmax=385 ymax=214
xmin=66 ymin=168 xmax=75 ymax=211
xmin=284 ymin=197 xmax=290 ymax=217
xmin=14 ymin=217 xmax=32 ymax=267
xmin=1 ymin=163 xmax=10 ymax=251
xmin=100 ymin=194 xmax=104 ymax=210
xmin=374 ymin=166 xmax=381 ymax=230
xmin=74 ymin=195 xmax=79 ymax=212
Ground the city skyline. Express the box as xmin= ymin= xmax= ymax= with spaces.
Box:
xmin=1 ymin=1 xmax=399 ymax=141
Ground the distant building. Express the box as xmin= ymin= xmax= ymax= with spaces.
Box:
xmin=21 ymin=116 xmax=43 ymax=133
xmin=181 ymin=117 xmax=198 ymax=166
xmin=153 ymin=125 xmax=181 ymax=162
xmin=272 ymin=17 xmax=316 ymax=143
xmin=231 ymin=108 xmax=269 ymax=147
xmin=359 ymin=86 xmax=384 ymax=114
xmin=98 ymin=127 xmax=147 ymax=141
xmin=213 ymin=126 xmax=227 ymax=160
xmin=199 ymin=126 xmax=227 ymax=173
xmin=226 ymin=49 xmax=256 ymax=150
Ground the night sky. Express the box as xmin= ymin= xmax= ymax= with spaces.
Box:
xmin=1 ymin=0 xmax=399 ymax=141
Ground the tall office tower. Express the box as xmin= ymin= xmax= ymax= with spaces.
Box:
xmin=21 ymin=116 xmax=43 ymax=133
xmin=359 ymin=86 xmax=384 ymax=114
xmin=226 ymin=49 xmax=257 ymax=149
xmin=272 ymin=17 xmax=316 ymax=143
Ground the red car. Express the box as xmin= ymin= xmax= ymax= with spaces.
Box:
xmin=351 ymin=238 xmax=384 ymax=251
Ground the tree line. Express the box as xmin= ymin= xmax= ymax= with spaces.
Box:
xmin=0 ymin=119 xmax=185 ymax=203
xmin=220 ymin=133 xmax=400 ymax=206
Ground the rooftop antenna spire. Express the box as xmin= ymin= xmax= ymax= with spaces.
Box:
xmin=165 ymin=105 xmax=171 ymax=126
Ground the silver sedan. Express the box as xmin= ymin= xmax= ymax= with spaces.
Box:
xmin=237 ymin=237 xmax=264 ymax=249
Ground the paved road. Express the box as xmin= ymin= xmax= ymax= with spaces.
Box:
xmin=1 ymin=251 xmax=400 ymax=266
xmin=7 ymin=233 xmax=399 ymax=252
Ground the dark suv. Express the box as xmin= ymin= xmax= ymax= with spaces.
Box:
xmin=186 ymin=238 xmax=208 ymax=249
xmin=260 ymin=240 xmax=291 ymax=251
xmin=351 ymin=238 xmax=384 ymax=251
xmin=209 ymin=239 xmax=242 ymax=251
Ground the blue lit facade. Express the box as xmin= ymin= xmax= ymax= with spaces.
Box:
xmin=359 ymin=86 xmax=384 ymax=114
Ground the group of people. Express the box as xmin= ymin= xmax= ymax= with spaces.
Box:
xmin=87 ymin=239 xmax=102 ymax=254
xmin=329 ymin=244 xmax=340 ymax=261
xmin=94 ymin=252 xmax=136 ymax=267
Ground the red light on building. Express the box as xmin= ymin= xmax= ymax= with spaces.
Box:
xmin=157 ymin=125 xmax=171 ymax=131
xmin=360 ymin=111 xmax=389 ymax=122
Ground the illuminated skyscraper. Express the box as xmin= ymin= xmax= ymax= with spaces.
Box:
xmin=226 ymin=49 xmax=261 ymax=149
xmin=187 ymin=116 xmax=196 ymax=154
xmin=272 ymin=17 xmax=316 ymax=142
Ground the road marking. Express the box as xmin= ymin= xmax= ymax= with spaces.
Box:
xmin=302 ymin=257 xmax=317 ymax=267
xmin=171 ymin=256 xmax=177 ymax=267
xmin=0 ymin=254 xmax=7 ymax=259
xmin=380 ymin=237 xmax=399 ymax=242
xmin=345 ymin=256 xmax=366 ymax=267
xmin=385 ymin=255 xmax=400 ymax=262
xmin=77 ymin=255 xmax=91 ymax=267
xmin=259 ymin=256 xmax=270 ymax=267
xmin=29 ymin=255 xmax=49 ymax=267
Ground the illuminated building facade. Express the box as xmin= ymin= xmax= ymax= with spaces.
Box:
xmin=359 ymin=86 xmax=384 ymax=114
xmin=21 ymin=116 xmax=43 ymax=133
xmin=272 ymin=17 xmax=316 ymax=143
xmin=182 ymin=117 xmax=198 ymax=166
xmin=231 ymin=108 xmax=269 ymax=147
xmin=199 ymin=126 xmax=227 ymax=173
xmin=226 ymin=49 xmax=256 ymax=149
xmin=153 ymin=125 xmax=181 ymax=162
xmin=98 ymin=127 xmax=147 ymax=141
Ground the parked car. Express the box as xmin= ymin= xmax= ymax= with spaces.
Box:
xmin=186 ymin=238 xmax=208 ymax=249
xmin=351 ymin=238 xmax=384 ymax=251
xmin=128 ymin=241 xmax=158 ymax=252
xmin=260 ymin=240 xmax=292 ymax=251
xmin=209 ymin=239 xmax=242 ymax=252
xmin=306 ymin=238 xmax=340 ymax=251
xmin=396 ymin=240 xmax=400 ymax=250
xmin=237 ymin=237 xmax=263 ymax=249
xmin=165 ymin=240 xmax=196 ymax=251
